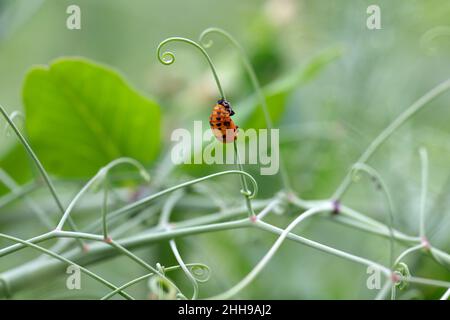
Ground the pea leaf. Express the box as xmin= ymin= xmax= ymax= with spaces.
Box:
xmin=0 ymin=144 xmax=32 ymax=195
xmin=236 ymin=46 xmax=344 ymax=129
xmin=23 ymin=58 xmax=161 ymax=178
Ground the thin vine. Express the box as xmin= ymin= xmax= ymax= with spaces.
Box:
xmin=199 ymin=27 xmax=291 ymax=191
xmin=156 ymin=36 xmax=256 ymax=218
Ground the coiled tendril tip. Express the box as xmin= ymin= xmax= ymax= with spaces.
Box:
xmin=199 ymin=29 xmax=216 ymax=48
xmin=158 ymin=50 xmax=175 ymax=65
xmin=189 ymin=264 xmax=211 ymax=283
xmin=155 ymin=36 xmax=226 ymax=99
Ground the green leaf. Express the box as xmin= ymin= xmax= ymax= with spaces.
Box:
xmin=0 ymin=144 xmax=32 ymax=195
xmin=236 ymin=46 xmax=344 ymax=130
xmin=23 ymin=58 xmax=161 ymax=178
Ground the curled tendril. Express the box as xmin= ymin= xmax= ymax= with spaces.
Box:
xmin=3 ymin=111 xmax=24 ymax=137
xmin=420 ymin=26 xmax=450 ymax=55
xmin=156 ymin=36 xmax=226 ymax=99
xmin=240 ymin=189 xmax=252 ymax=197
xmin=158 ymin=49 xmax=175 ymax=65
xmin=394 ymin=262 xmax=411 ymax=290
xmin=199 ymin=36 xmax=213 ymax=49
xmin=199 ymin=27 xmax=235 ymax=50
xmin=239 ymin=172 xmax=258 ymax=199
xmin=199 ymin=27 xmax=239 ymax=51
xmin=189 ymin=264 xmax=211 ymax=283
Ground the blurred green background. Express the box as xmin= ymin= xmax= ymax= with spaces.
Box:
xmin=0 ymin=0 xmax=449 ymax=299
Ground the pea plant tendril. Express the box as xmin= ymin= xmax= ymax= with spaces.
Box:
xmin=157 ymin=35 xmax=256 ymax=218
xmin=0 ymin=28 xmax=449 ymax=300
xmin=199 ymin=27 xmax=291 ymax=191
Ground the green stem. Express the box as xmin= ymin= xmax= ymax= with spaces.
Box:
xmin=106 ymin=240 xmax=182 ymax=295
xmin=441 ymin=288 xmax=450 ymax=300
xmin=333 ymin=78 xmax=450 ymax=200
xmin=375 ymin=281 xmax=393 ymax=300
xmin=406 ymin=275 xmax=450 ymax=288
xmin=0 ymin=220 xmax=249 ymax=298
xmin=169 ymin=240 xmax=198 ymax=299
xmin=330 ymin=214 xmax=416 ymax=243
xmin=430 ymin=247 xmax=450 ymax=267
xmin=158 ymin=190 xmax=184 ymax=227
xmin=0 ymin=169 xmax=53 ymax=228
xmin=351 ymin=163 xmax=395 ymax=268
xmin=157 ymin=37 xmax=226 ymax=99
xmin=0 ymin=232 xmax=132 ymax=300
xmin=90 ymin=170 xmax=257 ymax=228
xmin=289 ymin=194 xmax=417 ymax=243
xmin=200 ymin=28 xmax=273 ymax=129
xmin=1 ymin=202 xmax=447 ymax=298
xmin=0 ymin=104 xmax=83 ymax=247
xmin=0 ymin=231 xmax=56 ymax=257
xmin=256 ymin=197 xmax=282 ymax=220
xmin=233 ymin=141 xmax=255 ymax=217
xmin=200 ymin=27 xmax=291 ymax=190
xmin=394 ymin=244 xmax=424 ymax=266
xmin=158 ymin=191 xmax=198 ymax=299
xmin=0 ymin=182 xmax=38 ymax=208
xmin=0 ymin=198 xmax=269 ymax=259
xmin=209 ymin=203 xmax=387 ymax=299
xmin=256 ymin=220 xmax=391 ymax=274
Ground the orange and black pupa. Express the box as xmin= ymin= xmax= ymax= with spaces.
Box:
xmin=209 ymin=98 xmax=238 ymax=143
